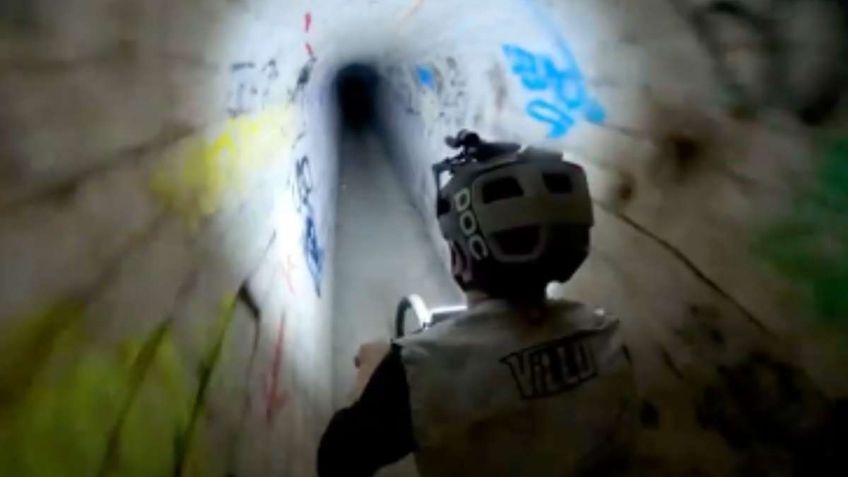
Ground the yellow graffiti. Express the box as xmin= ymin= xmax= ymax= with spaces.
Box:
xmin=0 ymin=297 xmax=231 ymax=477
xmin=176 ymin=295 xmax=238 ymax=477
xmin=0 ymin=300 xmax=86 ymax=413
xmin=151 ymin=106 xmax=297 ymax=226
xmin=106 ymin=335 xmax=194 ymax=477
xmin=0 ymin=307 xmax=193 ymax=477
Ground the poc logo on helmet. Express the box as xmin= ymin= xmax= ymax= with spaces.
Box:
xmin=454 ymin=188 xmax=489 ymax=260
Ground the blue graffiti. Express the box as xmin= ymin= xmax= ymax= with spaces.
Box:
xmin=415 ymin=65 xmax=436 ymax=90
xmin=294 ymin=156 xmax=324 ymax=296
xmin=502 ymin=43 xmax=605 ymax=138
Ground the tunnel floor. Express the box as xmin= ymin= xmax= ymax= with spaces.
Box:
xmin=331 ymin=131 xmax=460 ymax=406
xmin=330 ymin=131 xmax=460 ymax=476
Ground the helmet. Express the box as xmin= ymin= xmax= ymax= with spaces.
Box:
xmin=433 ymin=131 xmax=594 ymax=297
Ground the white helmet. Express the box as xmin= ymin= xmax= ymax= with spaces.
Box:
xmin=433 ymin=131 xmax=594 ymax=297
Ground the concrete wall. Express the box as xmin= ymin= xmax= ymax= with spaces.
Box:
xmin=380 ymin=0 xmax=848 ymax=474
xmin=0 ymin=1 xmax=338 ymax=475
xmin=0 ymin=0 xmax=847 ymax=476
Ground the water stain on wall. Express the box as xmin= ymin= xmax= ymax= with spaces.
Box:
xmin=487 ymin=62 xmax=509 ymax=112
xmin=695 ymin=353 xmax=848 ymax=475
xmin=686 ymin=0 xmax=848 ymax=124
xmin=0 ymin=0 xmax=35 ymax=31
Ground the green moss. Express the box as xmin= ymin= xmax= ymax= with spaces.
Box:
xmin=756 ymin=139 xmax=848 ymax=324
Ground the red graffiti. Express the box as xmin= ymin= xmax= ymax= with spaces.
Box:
xmin=280 ymin=254 xmax=297 ymax=294
xmin=264 ymin=320 xmax=288 ymax=424
xmin=304 ymin=12 xmax=315 ymax=59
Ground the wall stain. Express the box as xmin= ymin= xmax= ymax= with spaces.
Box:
xmin=612 ymin=170 xmax=636 ymax=209
xmin=0 ymin=0 xmax=35 ymax=31
xmin=659 ymin=347 xmax=685 ymax=381
xmin=487 ymin=62 xmax=509 ymax=112
xmin=640 ymin=400 xmax=661 ymax=429
xmin=695 ymin=353 xmax=848 ymax=475
xmin=684 ymin=0 xmax=848 ymax=124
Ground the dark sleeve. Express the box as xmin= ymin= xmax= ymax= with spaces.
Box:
xmin=317 ymin=344 xmax=416 ymax=477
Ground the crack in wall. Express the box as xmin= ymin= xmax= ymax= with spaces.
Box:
xmin=596 ymin=203 xmax=772 ymax=335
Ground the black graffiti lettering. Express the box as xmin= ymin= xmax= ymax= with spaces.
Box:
xmin=227 ymin=59 xmax=281 ymax=118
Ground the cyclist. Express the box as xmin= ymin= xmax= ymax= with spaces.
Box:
xmin=318 ymin=130 xmax=637 ymax=477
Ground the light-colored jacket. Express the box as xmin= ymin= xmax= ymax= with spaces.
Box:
xmin=397 ymin=299 xmax=637 ymax=477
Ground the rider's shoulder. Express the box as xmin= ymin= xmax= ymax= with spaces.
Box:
xmin=546 ymin=299 xmax=620 ymax=331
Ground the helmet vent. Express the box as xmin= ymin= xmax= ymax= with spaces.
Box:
xmin=436 ymin=196 xmax=451 ymax=216
xmin=543 ymin=173 xmax=573 ymax=194
xmin=492 ymin=226 xmax=540 ymax=255
xmin=481 ymin=177 xmax=523 ymax=204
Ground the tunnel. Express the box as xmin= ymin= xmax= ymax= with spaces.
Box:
xmin=1 ymin=0 xmax=848 ymax=476
xmin=334 ymin=63 xmax=381 ymax=131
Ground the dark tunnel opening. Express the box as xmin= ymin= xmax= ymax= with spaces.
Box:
xmin=330 ymin=61 xmax=415 ymax=204
xmin=333 ymin=63 xmax=382 ymax=132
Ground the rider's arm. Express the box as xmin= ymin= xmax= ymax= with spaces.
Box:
xmin=317 ymin=344 xmax=416 ymax=477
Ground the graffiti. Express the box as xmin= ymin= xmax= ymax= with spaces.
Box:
xmin=400 ymin=0 xmax=426 ymax=24
xmin=151 ymin=106 xmax=296 ymax=225
xmin=405 ymin=57 xmax=468 ymax=125
xmin=177 ymin=296 xmax=240 ymax=477
xmin=502 ymin=43 xmax=605 ymax=138
xmin=226 ymin=59 xmax=280 ymax=118
xmin=263 ymin=319 xmax=288 ymax=424
xmin=385 ymin=64 xmax=416 ymax=114
xmin=279 ymin=253 xmax=297 ymax=294
xmin=685 ymin=0 xmax=848 ymax=124
xmin=439 ymin=57 xmax=469 ymax=127
xmin=290 ymin=58 xmax=315 ymax=101
xmin=415 ymin=65 xmax=436 ymax=90
xmin=237 ymin=284 xmax=261 ymax=320
xmin=293 ymin=156 xmax=324 ymax=296
xmin=304 ymin=12 xmax=315 ymax=59
xmin=0 ymin=301 xmax=193 ymax=477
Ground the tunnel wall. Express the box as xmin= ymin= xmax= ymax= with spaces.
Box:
xmin=0 ymin=0 xmax=847 ymax=475
xmin=379 ymin=0 xmax=848 ymax=473
xmin=0 ymin=0 xmax=339 ymax=475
